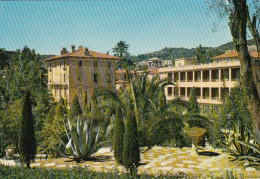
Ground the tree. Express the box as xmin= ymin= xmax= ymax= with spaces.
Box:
xmin=112 ymin=41 xmax=130 ymax=69
xmin=122 ymin=106 xmax=140 ymax=172
xmin=113 ymin=106 xmax=125 ymax=165
xmin=189 ymin=87 xmax=200 ymax=115
xmin=70 ymin=95 xmax=82 ymax=118
xmin=208 ymin=0 xmax=260 ymax=129
xmin=19 ymin=90 xmax=36 ymax=168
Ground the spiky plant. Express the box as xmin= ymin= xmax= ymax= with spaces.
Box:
xmin=62 ymin=117 xmax=100 ymax=163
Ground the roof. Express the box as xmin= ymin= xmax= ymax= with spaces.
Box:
xmin=148 ymin=68 xmax=159 ymax=74
xmin=116 ymin=69 xmax=134 ymax=74
xmin=147 ymin=57 xmax=162 ymax=61
xmin=212 ymin=50 xmax=259 ymax=59
xmin=175 ymin=57 xmax=197 ymax=61
xmin=45 ymin=48 xmax=119 ymax=61
xmin=116 ymin=80 xmax=129 ymax=84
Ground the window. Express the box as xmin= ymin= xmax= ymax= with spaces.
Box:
xmin=94 ymin=74 xmax=98 ymax=83
xmin=78 ymin=72 xmax=82 ymax=82
xmin=79 ymin=61 xmax=82 ymax=67
xmin=60 ymin=61 xmax=61 ymax=68
xmin=168 ymin=87 xmax=173 ymax=96
xmin=49 ymin=63 xmax=52 ymax=72
xmin=64 ymin=88 xmax=67 ymax=97
xmin=94 ymin=61 xmax=98 ymax=67
xmin=107 ymin=62 xmax=111 ymax=68
xmin=64 ymin=61 xmax=66 ymax=71
xmin=107 ymin=74 xmax=111 ymax=83
xmin=64 ymin=74 xmax=66 ymax=82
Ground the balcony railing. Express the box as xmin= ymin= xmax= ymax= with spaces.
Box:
xmin=202 ymin=79 xmax=210 ymax=82
xmin=211 ymin=79 xmax=219 ymax=82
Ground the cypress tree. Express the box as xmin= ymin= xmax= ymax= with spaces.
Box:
xmin=58 ymin=97 xmax=67 ymax=117
xmin=114 ymin=107 xmax=125 ymax=165
xmin=70 ymin=95 xmax=82 ymax=118
xmin=189 ymin=87 xmax=200 ymax=115
xmin=122 ymin=107 xmax=140 ymax=172
xmin=19 ymin=90 xmax=36 ymax=168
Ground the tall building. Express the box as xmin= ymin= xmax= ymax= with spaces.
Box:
xmin=45 ymin=45 xmax=119 ymax=107
xmin=159 ymin=50 xmax=259 ymax=106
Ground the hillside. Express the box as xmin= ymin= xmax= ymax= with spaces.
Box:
xmin=130 ymin=39 xmax=255 ymax=62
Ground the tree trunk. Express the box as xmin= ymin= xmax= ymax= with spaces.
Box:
xmin=230 ymin=0 xmax=260 ymax=129
xmin=246 ymin=7 xmax=260 ymax=96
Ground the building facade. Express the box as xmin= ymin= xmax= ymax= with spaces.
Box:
xmin=159 ymin=50 xmax=259 ymax=105
xmin=45 ymin=45 xmax=118 ymax=106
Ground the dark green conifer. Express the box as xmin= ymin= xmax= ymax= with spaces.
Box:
xmin=189 ymin=87 xmax=200 ymax=115
xmin=70 ymin=95 xmax=82 ymax=117
xmin=114 ymin=107 xmax=125 ymax=165
xmin=122 ymin=106 xmax=140 ymax=172
xmin=58 ymin=97 xmax=67 ymax=117
xmin=19 ymin=90 xmax=36 ymax=168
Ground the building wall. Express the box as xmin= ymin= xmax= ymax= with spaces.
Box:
xmin=159 ymin=58 xmax=240 ymax=104
xmin=47 ymin=57 xmax=116 ymax=107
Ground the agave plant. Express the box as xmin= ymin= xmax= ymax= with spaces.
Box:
xmin=62 ymin=117 xmax=100 ymax=163
xmin=220 ymin=123 xmax=253 ymax=159
xmin=238 ymin=126 xmax=260 ymax=162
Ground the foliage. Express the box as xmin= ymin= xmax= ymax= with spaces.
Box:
xmin=220 ymin=87 xmax=254 ymax=158
xmin=238 ymin=125 xmax=260 ymax=162
xmin=122 ymin=106 xmax=140 ymax=172
xmin=112 ymin=41 xmax=132 ymax=69
xmin=19 ymin=90 xmax=37 ymax=168
xmin=114 ymin=106 xmax=125 ymax=165
xmin=0 ymin=46 xmax=51 ymax=157
xmin=70 ymin=95 xmax=82 ymax=118
xmin=188 ymin=87 xmax=200 ymax=115
xmin=195 ymin=44 xmax=213 ymax=64
xmin=62 ymin=117 xmax=100 ymax=163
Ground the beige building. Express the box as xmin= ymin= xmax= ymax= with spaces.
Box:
xmin=45 ymin=45 xmax=119 ymax=106
xmin=159 ymin=50 xmax=259 ymax=105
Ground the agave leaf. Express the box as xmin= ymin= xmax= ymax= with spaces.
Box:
xmin=238 ymin=141 xmax=260 ymax=155
xmin=252 ymin=127 xmax=260 ymax=145
xmin=237 ymin=156 xmax=260 ymax=161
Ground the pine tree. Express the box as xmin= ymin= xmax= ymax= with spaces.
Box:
xmin=122 ymin=107 xmax=140 ymax=172
xmin=70 ymin=95 xmax=82 ymax=118
xmin=114 ymin=107 xmax=125 ymax=165
xmin=19 ymin=90 xmax=36 ymax=168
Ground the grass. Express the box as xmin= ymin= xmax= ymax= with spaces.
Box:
xmin=0 ymin=164 xmax=185 ymax=179
xmin=0 ymin=164 xmax=248 ymax=179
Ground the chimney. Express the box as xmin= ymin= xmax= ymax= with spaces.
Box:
xmin=61 ymin=47 xmax=67 ymax=55
xmin=107 ymin=51 xmax=109 ymax=55
xmin=84 ymin=47 xmax=89 ymax=56
xmin=79 ymin=46 xmax=83 ymax=49
xmin=71 ymin=45 xmax=75 ymax=53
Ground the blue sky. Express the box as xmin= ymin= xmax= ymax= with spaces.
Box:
xmin=0 ymin=0 xmax=232 ymax=56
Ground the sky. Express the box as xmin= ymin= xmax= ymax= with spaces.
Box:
xmin=0 ymin=0 xmax=233 ymax=56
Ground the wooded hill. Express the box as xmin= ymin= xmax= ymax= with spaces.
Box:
xmin=130 ymin=39 xmax=255 ymax=62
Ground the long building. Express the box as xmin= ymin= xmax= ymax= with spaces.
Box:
xmin=159 ymin=50 xmax=259 ymax=106
xmin=45 ymin=45 xmax=119 ymax=107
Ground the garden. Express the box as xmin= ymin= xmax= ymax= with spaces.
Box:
xmin=1 ymin=47 xmax=260 ymax=178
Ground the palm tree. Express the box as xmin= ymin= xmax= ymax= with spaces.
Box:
xmin=112 ymin=41 xmax=130 ymax=69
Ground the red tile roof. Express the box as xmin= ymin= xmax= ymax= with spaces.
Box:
xmin=116 ymin=69 xmax=134 ymax=74
xmin=45 ymin=48 xmax=119 ymax=61
xmin=212 ymin=50 xmax=259 ymax=59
